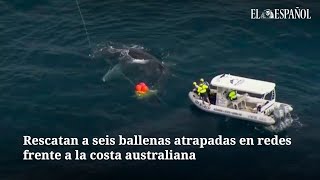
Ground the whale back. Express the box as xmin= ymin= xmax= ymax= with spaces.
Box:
xmin=128 ymin=48 xmax=157 ymax=60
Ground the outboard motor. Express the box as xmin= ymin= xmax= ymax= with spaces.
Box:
xmin=265 ymin=103 xmax=294 ymax=133
xmin=273 ymin=104 xmax=293 ymax=120
xmin=274 ymin=108 xmax=284 ymax=120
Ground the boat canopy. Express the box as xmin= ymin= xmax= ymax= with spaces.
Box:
xmin=210 ymin=74 xmax=275 ymax=95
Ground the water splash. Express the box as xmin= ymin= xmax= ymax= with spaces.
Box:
xmin=264 ymin=113 xmax=297 ymax=133
xmin=91 ymin=42 xmax=142 ymax=61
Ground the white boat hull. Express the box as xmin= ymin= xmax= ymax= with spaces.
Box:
xmin=189 ymin=92 xmax=276 ymax=125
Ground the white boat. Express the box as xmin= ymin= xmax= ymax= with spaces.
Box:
xmin=189 ymin=74 xmax=293 ymax=125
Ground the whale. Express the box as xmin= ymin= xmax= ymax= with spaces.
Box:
xmin=98 ymin=46 xmax=168 ymax=89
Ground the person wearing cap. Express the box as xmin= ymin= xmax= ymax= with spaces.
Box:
xmin=199 ymin=78 xmax=210 ymax=87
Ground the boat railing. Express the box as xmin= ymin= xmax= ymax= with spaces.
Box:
xmin=231 ymin=93 xmax=248 ymax=110
xmin=260 ymin=100 xmax=275 ymax=114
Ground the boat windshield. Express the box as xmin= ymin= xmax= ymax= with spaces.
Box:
xmin=263 ymin=90 xmax=275 ymax=100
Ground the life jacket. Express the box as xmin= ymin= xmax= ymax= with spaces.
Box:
xmin=197 ymin=87 xmax=207 ymax=95
xmin=228 ymin=90 xmax=237 ymax=100
xmin=199 ymin=83 xmax=208 ymax=90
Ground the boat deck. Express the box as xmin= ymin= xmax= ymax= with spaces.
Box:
xmin=227 ymin=103 xmax=250 ymax=112
xmin=227 ymin=99 xmax=258 ymax=113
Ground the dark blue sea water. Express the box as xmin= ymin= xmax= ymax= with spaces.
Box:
xmin=1 ymin=0 xmax=320 ymax=179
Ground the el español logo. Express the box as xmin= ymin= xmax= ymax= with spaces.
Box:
xmin=251 ymin=7 xmax=311 ymax=20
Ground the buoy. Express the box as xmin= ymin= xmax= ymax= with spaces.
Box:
xmin=139 ymin=82 xmax=146 ymax=87
xmin=135 ymin=84 xmax=142 ymax=92
xmin=135 ymin=82 xmax=149 ymax=95
xmin=141 ymin=85 xmax=149 ymax=92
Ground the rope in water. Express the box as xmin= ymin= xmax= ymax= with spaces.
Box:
xmin=75 ymin=0 xmax=92 ymax=49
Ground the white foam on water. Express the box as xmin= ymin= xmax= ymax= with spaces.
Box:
xmin=264 ymin=112 xmax=301 ymax=133
xmin=129 ymin=44 xmax=144 ymax=49
xmin=131 ymin=59 xmax=150 ymax=64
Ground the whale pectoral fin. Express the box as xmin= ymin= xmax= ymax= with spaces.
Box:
xmin=102 ymin=64 xmax=122 ymax=82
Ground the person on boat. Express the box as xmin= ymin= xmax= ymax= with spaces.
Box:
xmin=192 ymin=82 xmax=199 ymax=94
xmin=199 ymin=78 xmax=211 ymax=97
xmin=193 ymin=82 xmax=210 ymax=104
xmin=228 ymin=90 xmax=237 ymax=101
xmin=199 ymin=78 xmax=210 ymax=87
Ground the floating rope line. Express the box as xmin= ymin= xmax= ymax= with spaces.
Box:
xmin=75 ymin=0 xmax=92 ymax=49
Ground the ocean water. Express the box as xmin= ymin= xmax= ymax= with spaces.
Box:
xmin=1 ymin=0 xmax=320 ymax=179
